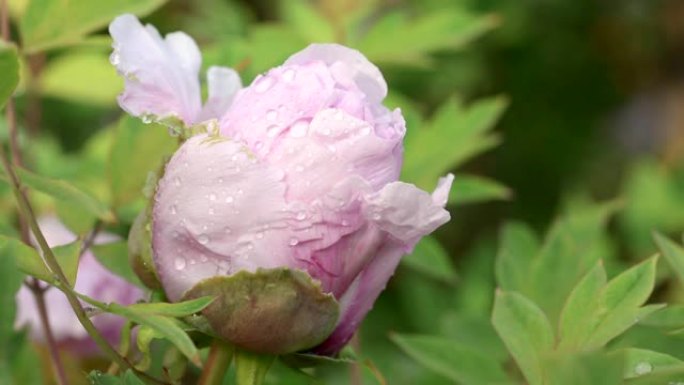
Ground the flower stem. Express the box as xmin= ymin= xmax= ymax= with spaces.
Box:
xmin=198 ymin=341 xmax=233 ymax=385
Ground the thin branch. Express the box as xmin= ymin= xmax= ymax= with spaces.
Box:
xmin=198 ymin=341 xmax=233 ymax=385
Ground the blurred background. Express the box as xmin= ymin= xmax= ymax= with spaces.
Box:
xmin=5 ymin=0 xmax=684 ymax=384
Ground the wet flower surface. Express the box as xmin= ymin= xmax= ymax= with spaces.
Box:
xmin=110 ymin=14 xmax=453 ymax=355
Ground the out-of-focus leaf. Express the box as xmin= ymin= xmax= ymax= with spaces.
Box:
xmin=625 ymin=365 xmax=684 ymax=384
xmin=558 ymin=257 xmax=659 ymax=351
xmin=88 ymin=370 xmax=145 ymax=385
xmin=281 ymin=0 xmax=335 ymax=42
xmin=653 ymin=232 xmax=684 ymax=285
xmin=391 ymin=334 xmax=511 ymax=385
xmin=357 ymin=10 xmax=499 ymax=64
xmin=641 ymin=305 xmax=684 ymax=329
xmin=20 ymin=0 xmax=167 ymax=52
xmin=0 ymin=42 xmax=20 ymax=109
xmin=41 ymin=51 xmax=121 ymax=106
xmin=621 ymin=348 xmax=682 ymax=379
xmin=495 ymin=221 xmax=539 ymax=292
xmin=402 ymin=236 xmax=456 ymax=282
xmin=0 ymin=235 xmax=24 ymax=352
xmin=558 ymin=262 xmax=606 ymax=350
xmin=448 ymin=175 xmax=511 ymax=205
xmin=1 ymin=235 xmax=80 ymax=287
xmin=0 ymin=167 xmax=115 ymax=222
xmin=402 ymin=96 xmax=506 ymax=190
xmin=109 ymin=116 xmax=176 ymax=208
xmin=135 ymin=325 xmax=163 ymax=371
xmin=543 ymin=351 xmax=623 ymax=385
xmin=492 ymin=291 xmax=553 ymax=385
xmin=236 ymin=350 xmax=276 ymax=385
xmin=91 ymin=241 xmax=143 ymax=287
xmin=528 ymin=203 xmax=617 ymax=326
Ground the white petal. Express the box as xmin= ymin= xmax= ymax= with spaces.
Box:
xmin=198 ymin=66 xmax=242 ymax=122
xmin=364 ymin=179 xmax=453 ymax=247
xmin=109 ymin=14 xmax=202 ymax=125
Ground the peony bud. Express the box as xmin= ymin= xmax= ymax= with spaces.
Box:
xmin=15 ymin=217 xmax=144 ymax=353
xmin=110 ymin=14 xmax=453 ymax=355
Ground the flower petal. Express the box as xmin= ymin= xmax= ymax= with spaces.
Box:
xmin=198 ymin=66 xmax=242 ymax=122
xmin=364 ymin=176 xmax=453 ymax=248
xmin=285 ymin=43 xmax=387 ymax=104
xmin=152 ymin=135 xmax=298 ymax=301
xmin=109 ymin=14 xmax=202 ymax=125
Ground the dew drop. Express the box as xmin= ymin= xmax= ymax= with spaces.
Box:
xmin=173 ymin=177 xmax=181 ymax=186
xmin=225 ymin=196 xmax=234 ymax=203
xmin=208 ymin=208 xmax=215 ymax=215
xmin=109 ymin=51 xmax=120 ymax=66
xmin=296 ymin=211 xmax=307 ymax=221
xmin=254 ymin=75 xmax=274 ymax=93
xmin=174 ymin=257 xmax=186 ymax=270
xmin=224 ymin=226 xmax=232 ymax=234
xmin=266 ymin=109 xmax=278 ymax=121
xmin=634 ymin=362 xmax=652 ymax=375
xmin=218 ymin=177 xmax=224 ymax=183
xmin=372 ymin=212 xmax=381 ymax=221
xmin=341 ymin=219 xmax=350 ymax=226
xmin=360 ymin=126 xmax=372 ymax=136
xmin=289 ymin=237 xmax=299 ymax=246
xmin=266 ymin=125 xmax=280 ymax=137
xmin=170 ymin=205 xmax=177 ymax=215
xmin=198 ymin=234 xmax=210 ymax=245
xmin=282 ymin=68 xmax=296 ymax=82
xmin=209 ymin=193 xmax=217 ymax=201
xmin=256 ymin=232 xmax=264 ymax=239
xmin=200 ymin=254 xmax=208 ymax=263
xmin=141 ymin=114 xmax=153 ymax=124
xmin=290 ymin=120 xmax=309 ymax=137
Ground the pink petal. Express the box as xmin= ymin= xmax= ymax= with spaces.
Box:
xmin=109 ymin=14 xmax=202 ymax=125
xmin=198 ymin=66 xmax=242 ymax=122
xmin=285 ymin=43 xmax=387 ymax=104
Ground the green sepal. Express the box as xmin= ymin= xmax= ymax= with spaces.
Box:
xmin=128 ymin=209 xmax=162 ymax=290
xmin=182 ymin=268 xmax=339 ymax=355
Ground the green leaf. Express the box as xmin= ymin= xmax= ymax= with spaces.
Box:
xmin=583 ymin=257 xmax=659 ymax=350
xmin=653 ymin=232 xmax=684 ymax=286
xmin=91 ymin=241 xmax=143 ymax=287
xmin=0 ymin=235 xmax=25 ymax=353
xmin=1 ymin=235 xmax=80 ymax=286
xmin=126 ymin=296 xmax=215 ymax=317
xmin=625 ymin=364 xmax=684 ymax=384
xmin=105 ymin=302 xmax=202 ymax=366
xmin=492 ymin=291 xmax=554 ymax=385
xmin=391 ymin=334 xmax=511 ymax=385
xmin=0 ymin=167 xmax=115 ymax=222
xmin=641 ymin=305 xmax=684 ymax=329
xmin=20 ymin=0 xmax=168 ymax=52
xmin=528 ymin=203 xmax=617 ymax=326
xmin=235 ymin=350 xmax=276 ymax=385
xmin=621 ymin=348 xmax=682 ymax=379
xmin=401 ymin=236 xmax=457 ymax=282
xmin=40 ymin=51 xmax=121 ymax=106
xmin=52 ymin=240 xmax=81 ymax=286
xmin=280 ymin=0 xmax=335 ymax=42
xmin=449 ymin=175 xmax=511 ymax=205
xmin=495 ymin=221 xmax=539 ymax=292
xmin=402 ymin=96 xmax=506 ymax=190
xmin=135 ymin=325 xmax=162 ymax=371
xmin=0 ymin=42 xmax=20 ymax=109
xmin=357 ymin=10 xmax=499 ymax=64
xmin=108 ymin=116 xmax=177 ymax=208
xmin=543 ymin=351 xmax=624 ymax=385
xmin=558 ymin=262 xmax=607 ymax=350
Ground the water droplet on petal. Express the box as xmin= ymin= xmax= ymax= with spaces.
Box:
xmin=372 ymin=213 xmax=381 ymax=221
xmin=170 ymin=205 xmax=177 ymax=215
xmin=174 ymin=257 xmax=186 ymax=270
xmin=208 ymin=208 xmax=215 ymax=215
xmin=225 ymin=196 xmax=234 ymax=203
xmin=198 ymin=234 xmax=210 ymax=245
xmin=342 ymin=219 xmax=349 ymax=226
xmin=289 ymin=237 xmax=299 ymax=246
xmin=200 ymin=254 xmax=208 ymax=263
xmin=254 ymin=75 xmax=274 ymax=93
xmin=224 ymin=226 xmax=232 ymax=234
xmin=634 ymin=362 xmax=652 ymax=375
xmin=209 ymin=193 xmax=217 ymax=201
xmin=141 ymin=114 xmax=153 ymax=124
xmin=256 ymin=232 xmax=264 ymax=239
xmin=109 ymin=51 xmax=120 ymax=66
xmin=173 ymin=177 xmax=181 ymax=186
xmin=290 ymin=120 xmax=309 ymax=137
xmin=266 ymin=125 xmax=280 ymax=137
xmin=360 ymin=126 xmax=372 ymax=136
xmin=282 ymin=68 xmax=296 ymax=82
xmin=296 ymin=211 xmax=307 ymax=221
xmin=266 ymin=109 xmax=278 ymax=121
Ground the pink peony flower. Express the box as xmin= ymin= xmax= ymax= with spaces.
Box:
xmin=15 ymin=217 xmax=144 ymax=353
xmin=110 ymin=14 xmax=453 ymax=355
